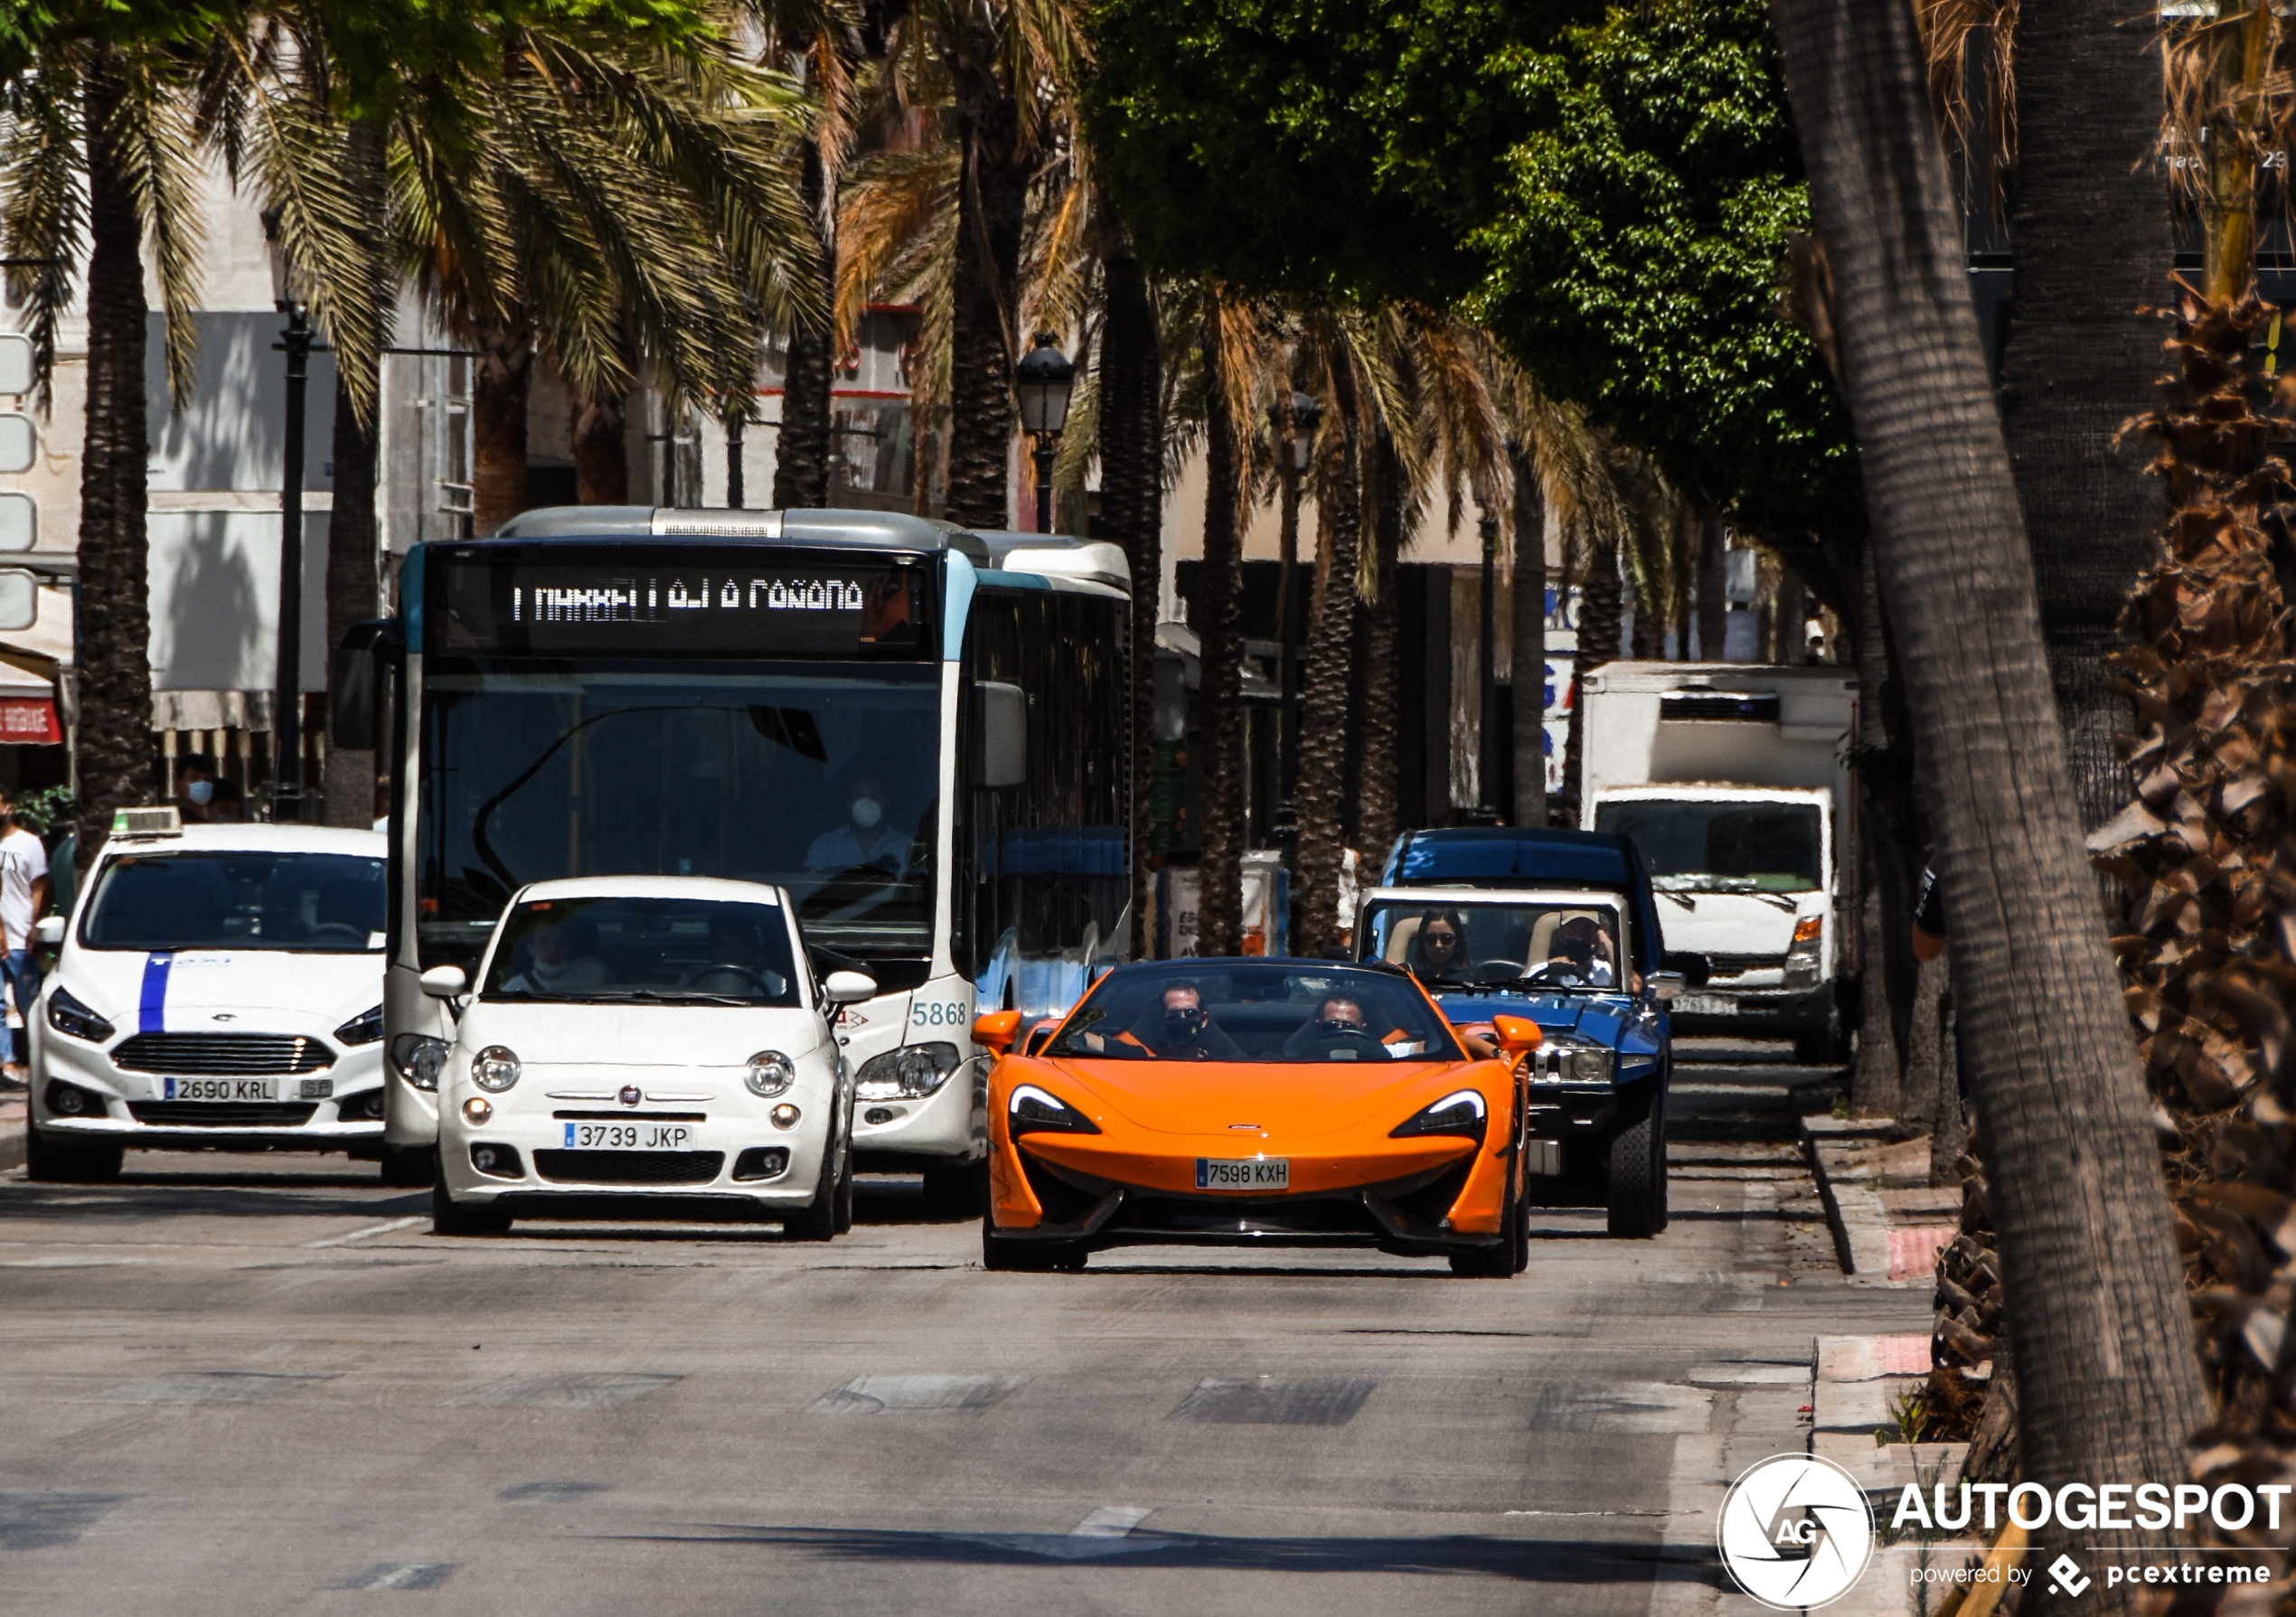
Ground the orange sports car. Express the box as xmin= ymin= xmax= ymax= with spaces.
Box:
xmin=974 ymin=959 xmax=1542 ymax=1276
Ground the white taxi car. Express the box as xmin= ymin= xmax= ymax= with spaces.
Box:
xmin=26 ymin=813 xmax=390 ymax=1181
xmin=423 ymin=876 xmax=869 ymax=1236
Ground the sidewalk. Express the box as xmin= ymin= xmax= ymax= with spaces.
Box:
xmin=1802 ymin=1116 xmax=1958 ymax=1284
xmin=0 ymin=1096 xmax=21 ymax=1173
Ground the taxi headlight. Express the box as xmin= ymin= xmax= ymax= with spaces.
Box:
xmin=1007 ymin=1083 xmax=1099 ymax=1139
xmin=1390 ymin=1088 xmax=1488 ymax=1141
xmin=855 ymin=1041 xmax=960 ymax=1100
xmin=391 ymin=1034 xmax=449 ymax=1091
xmin=745 ymin=1051 xmax=796 ymax=1097
xmin=46 ymin=987 xmax=114 ymax=1044
xmin=471 ymin=1045 xmax=521 ymax=1093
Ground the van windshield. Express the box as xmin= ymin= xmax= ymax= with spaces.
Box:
xmin=1595 ymin=800 xmax=1823 ymax=892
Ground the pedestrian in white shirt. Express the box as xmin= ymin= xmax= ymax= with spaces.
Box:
xmin=0 ymin=784 xmax=52 ymax=1086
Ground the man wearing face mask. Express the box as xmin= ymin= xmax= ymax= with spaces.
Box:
xmin=175 ymin=754 xmax=219 ymax=823
xmin=0 ymin=783 xmax=50 ymax=1086
xmin=805 ymin=774 xmax=910 ymax=875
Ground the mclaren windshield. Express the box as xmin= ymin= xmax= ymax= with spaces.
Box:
xmin=1045 ymin=962 xmax=1462 ymax=1064
xmin=419 ymin=660 xmax=938 ymax=970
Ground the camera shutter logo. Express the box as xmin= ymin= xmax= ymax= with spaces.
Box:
xmin=1717 ymin=1453 xmax=1877 ymax=1610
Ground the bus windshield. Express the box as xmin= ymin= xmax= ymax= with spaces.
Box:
xmin=419 ymin=661 xmax=940 ymax=966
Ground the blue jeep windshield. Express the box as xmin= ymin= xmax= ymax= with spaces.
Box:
xmin=1359 ymin=898 xmax=1628 ymax=992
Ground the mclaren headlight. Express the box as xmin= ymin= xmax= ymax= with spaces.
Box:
xmin=1007 ymin=1083 xmax=1100 ymax=1139
xmin=471 ymin=1045 xmax=522 ymax=1093
xmin=391 ymin=1034 xmax=450 ymax=1091
xmin=46 ymin=987 xmax=114 ymax=1044
xmin=745 ymin=1051 xmax=796 ymax=1098
xmin=856 ymin=1041 xmax=961 ymax=1101
xmin=1390 ymin=1088 xmax=1489 ymax=1141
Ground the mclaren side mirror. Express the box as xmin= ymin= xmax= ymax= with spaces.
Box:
xmin=972 ymin=1010 xmax=1025 ymax=1055
xmin=1491 ymin=1013 xmax=1544 ymax=1058
xmin=419 ymin=964 xmax=467 ymax=1000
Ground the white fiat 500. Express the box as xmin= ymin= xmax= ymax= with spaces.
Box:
xmin=26 ymin=814 xmax=390 ymax=1181
xmin=424 ymin=876 xmax=870 ymax=1236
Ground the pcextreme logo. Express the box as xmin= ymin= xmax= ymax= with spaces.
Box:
xmin=1717 ymin=1453 xmax=1877 ymax=1611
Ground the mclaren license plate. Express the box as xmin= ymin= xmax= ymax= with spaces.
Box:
xmin=163 ymin=1077 xmax=278 ymax=1102
xmin=1195 ymin=1157 xmax=1289 ymax=1191
xmin=563 ymin=1123 xmax=692 ymax=1150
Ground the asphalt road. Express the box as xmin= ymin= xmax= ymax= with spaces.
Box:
xmin=0 ymin=1045 xmax=1931 ymax=1616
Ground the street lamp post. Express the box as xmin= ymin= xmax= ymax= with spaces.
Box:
xmin=1271 ymin=389 xmax=1321 ymax=847
xmin=1014 ymin=334 xmax=1075 ymax=533
xmin=265 ymin=219 xmax=312 ymax=823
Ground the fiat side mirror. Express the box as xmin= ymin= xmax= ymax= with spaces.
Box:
xmin=822 ymin=970 xmax=878 ymax=1005
xmin=419 ymin=964 xmax=467 ymax=1000
xmin=972 ymin=1010 xmax=1024 ymax=1054
xmin=1491 ymin=1014 xmax=1544 ymax=1057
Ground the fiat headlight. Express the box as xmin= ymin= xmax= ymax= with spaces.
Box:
xmin=471 ymin=1045 xmax=522 ymax=1093
xmin=391 ymin=1034 xmax=449 ymax=1092
xmin=746 ymin=1051 xmax=796 ymax=1097
xmin=855 ymin=1041 xmax=961 ymax=1101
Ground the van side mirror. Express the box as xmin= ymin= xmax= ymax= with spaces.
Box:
xmin=1662 ymin=950 xmax=1710 ymax=989
xmin=1491 ymin=1014 xmax=1544 ymax=1057
xmin=976 ymin=682 xmax=1027 ymax=789
xmin=419 ymin=964 xmax=467 ymax=1000
xmin=822 ymin=970 xmax=878 ymax=1005
xmin=972 ymin=1009 xmax=1024 ymax=1054
xmin=329 ymin=618 xmax=396 ymax=751
xmin=33 ymin=915 xmax=64 ymax=946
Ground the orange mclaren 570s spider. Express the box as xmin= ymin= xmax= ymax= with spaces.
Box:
xmin=974 ymin=959 xmax=1543 ymax=1275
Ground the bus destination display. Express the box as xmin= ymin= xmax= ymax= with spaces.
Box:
xmin=439 ymin=553 xmax=927 ymax=657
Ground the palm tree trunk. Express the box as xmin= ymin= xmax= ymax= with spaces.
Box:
xmin=473 ymin=314 xmax=532 ymax=535
xmin=1294 ymin=359 xmax=1362 ymax=956
xmin=72 ymin=52 xmax=156 ymax=868
xmin=945 ymin=84 xmax=1025 ymax=530
xmin=773 ymin=138 xmax=835 ymax=511
xmin=1096 ymin=226 xmax=1162 ymax=958
xmin=1694 ymin=512 xmax=1727 ymax=660
xmin=1195 ymin=314 xmax=1245 ymax=958
xmin=1355 ymin=423 xmax=1402 ymax=860
xmin=322 ymin=122 xmax=384 ymax=831
xmin=1849 ymin=549 xmax=1919 ymax=1118
xmin=1994 ymin=0 xmax=2170 ymax=832
xmin=1510 ymin=444 xmax=1547 ymax=828
xmin=1561 ymin=532 xmax=1618 ymax=825
xmin=1769 ymin=0 xmax=2211 ymax=1574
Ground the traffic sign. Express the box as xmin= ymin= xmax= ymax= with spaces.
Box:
xmin=0 ymin=413 xmax=31 ymax=474
xmin=0 ymin=493 xmax=30 ymax=550
xmin=0 ymin=334 xmax=29 ymax=397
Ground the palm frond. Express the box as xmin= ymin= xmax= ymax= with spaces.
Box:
xmin=0 ymin=57 xmax=86 ymax=413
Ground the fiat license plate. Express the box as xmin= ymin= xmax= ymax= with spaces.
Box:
xmin=163 ymin=1077 xmax=278 ymax=1102
xmin=1196 ymin=1157 xmax=1288 ymax=1191
xmin=563 ymin=1123 xmax=692 ymax=1150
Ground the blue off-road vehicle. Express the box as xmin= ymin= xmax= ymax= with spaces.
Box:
xmin=1355 ymin=828 xmax=1708 ymax=1237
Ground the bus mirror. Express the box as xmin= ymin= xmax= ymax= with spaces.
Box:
xmin=330 ymin=619 xmax=394 ymax=751
xmin=977 ymin=682 xmax=1027 ymax=789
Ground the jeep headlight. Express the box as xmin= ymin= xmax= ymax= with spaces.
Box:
xmin=1564 ymin=1048 xmax=1615 ymax=1084
xmin=855 ymin=1041 xmax=961 ymax=1100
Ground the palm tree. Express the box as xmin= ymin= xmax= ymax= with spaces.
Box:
xmin=1770 ymin=0 xmax=2211 ymax=1580
xmin=1290 ymin=311 xmax=1365 ymax=957
xmin=5 ymin=31 xmax=207 ymax=865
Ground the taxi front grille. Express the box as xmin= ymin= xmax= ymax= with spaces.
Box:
xmin=112 ymin=1034 xmax=335 ymax=1076
xmin=532 ymin=1150 xmax=725 ymax=1186
xmin=127 ymin=1102 xmax=320 ymax=1127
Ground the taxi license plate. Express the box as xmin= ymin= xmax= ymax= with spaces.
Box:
xmin=1196 ymin=1157 xmax=1288 ymax=1191
xmin=563 ymin=1123 xmax=692 ymax=1150
xmin=163 ymin=1077 xmax=278 ymax=1102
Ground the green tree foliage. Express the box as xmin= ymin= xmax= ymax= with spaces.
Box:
xmin=1087 ymin=0 xmax=1857 ymax=537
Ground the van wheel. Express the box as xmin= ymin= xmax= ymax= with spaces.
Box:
xmin=379 ymin=1146 xmax=435 ymax=1188
xmin=25 ymin=1123 xmax=123 ymax=1184
xmin=1605 ymin=1095 xmax=1666 ymax=1239
xmin=430 ymin=1172 xmax=509 ymax=1236
xmin=785 ymin=1142 xmax=839 ymax=1242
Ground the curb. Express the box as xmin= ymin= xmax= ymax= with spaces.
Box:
xmin=1802 ymin=1117 xmax=1955 ymax=1285
xmin=0 ymin=1109 xmax=24 ymax=1173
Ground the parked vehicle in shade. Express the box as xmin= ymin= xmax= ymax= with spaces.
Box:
xmin=1365 ymin=827 xmax=1708 ymax=1236
xmin=1577 ymin=663 xmax=1858 ymax=1061
xmin=25 ymin=813 xmax=389 ymax=1181
xmin=423 ymin=875 xmax=875 ymax=1236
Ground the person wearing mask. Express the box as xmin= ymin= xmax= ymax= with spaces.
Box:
xmin=805 ymin=775 xmax=909 ymax=874
xmin=0 ymin=784 xmax=51 ymax=1086
xmin=176 ymin=754 xmax=219 ymax=823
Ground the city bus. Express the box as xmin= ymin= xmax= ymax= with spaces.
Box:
xmin=331 ymin=507 xmax=1132 ymax=1204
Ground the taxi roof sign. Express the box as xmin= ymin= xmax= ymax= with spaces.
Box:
xmin=111 ymin=804 xmax=182 ymax=837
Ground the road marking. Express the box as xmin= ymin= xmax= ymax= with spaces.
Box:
xmin=304 ymin=1216 xmax=425 ymax=1249
xmin=808 ymin=1374 xmax=1026 ymax=1415
xmin=1070 ymin=1505 xmax=1152 ymax=1538
xmin=334 ymin=1563 xmax=456 ymax=1591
